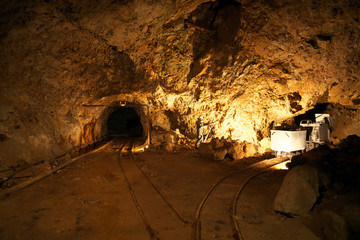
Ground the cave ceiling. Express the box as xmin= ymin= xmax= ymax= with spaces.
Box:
xmin=0 ymin=0 xmax=360 ymax=164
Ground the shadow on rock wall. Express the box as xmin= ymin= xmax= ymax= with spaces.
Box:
xmin=186 ymin=0 xmax=243 ymax=81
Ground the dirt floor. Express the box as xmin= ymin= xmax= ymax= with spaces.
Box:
xmin=0 ymin=142 xmax=339 ymax=240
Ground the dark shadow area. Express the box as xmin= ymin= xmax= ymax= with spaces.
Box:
xmin=185 ymin=0 xmax=243 ymax=81
xmin=106 ymin=107 xmax=143 ymax=137
xmin=294 ymin=103 xmax=330 ymax=125
xmin=288 ymin=92 xmax=303 ymax=113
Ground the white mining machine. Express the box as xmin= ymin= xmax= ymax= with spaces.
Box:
xmin=270 ymin=114 xmax=333 ymax=158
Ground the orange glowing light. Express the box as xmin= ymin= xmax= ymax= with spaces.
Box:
xmin=272 ymin=160 xmax=290 ymax=170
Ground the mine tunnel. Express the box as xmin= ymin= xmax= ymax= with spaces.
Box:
xmin=106 ymin=107 xmax=143 ymax=138
xmin=1 ymin=0 xmax=360 ymax=239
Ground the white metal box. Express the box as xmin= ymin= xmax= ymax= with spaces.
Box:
xmin=270 ymin=130 xmax=307 ymax=152
xmin=315 ymin=113 xmax=333 ymax=126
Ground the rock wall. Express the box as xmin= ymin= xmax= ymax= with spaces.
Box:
xmin=1 ymin=0 xmax=360 ymax=167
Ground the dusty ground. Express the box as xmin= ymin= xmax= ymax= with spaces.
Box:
xmin=0 ymin=143 xmax=334 ymax=240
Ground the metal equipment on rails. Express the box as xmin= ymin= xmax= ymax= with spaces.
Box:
xmin=271 ymin=113 xmax=333 ymax=158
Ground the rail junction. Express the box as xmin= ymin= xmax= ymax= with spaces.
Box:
xmin=0 ymin=138 xmax=290 ymax=240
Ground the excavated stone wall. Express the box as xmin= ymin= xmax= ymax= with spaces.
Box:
xmin=0 ymin=0 xmax=359 ymax=167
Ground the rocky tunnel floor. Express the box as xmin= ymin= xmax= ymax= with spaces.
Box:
xmin=0 ymin=143 xmax=352 ymax=240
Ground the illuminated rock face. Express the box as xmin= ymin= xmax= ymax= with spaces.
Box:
xmin=0 ymin=0 xmax=359 ymax=165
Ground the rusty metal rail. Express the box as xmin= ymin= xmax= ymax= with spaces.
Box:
xmin=0 ymin=138 xmax=108 ymax=189
xmin=192 ymin=157 xmax=289 ymax=240
xmin=118 ymin=139 xmax=159 ymax=240
xmin=0 ymin=140 xmax=114 ymax=198
xmin=118 ymin=139 xmax=191 ymax=240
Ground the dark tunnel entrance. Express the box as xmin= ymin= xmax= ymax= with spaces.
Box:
xmin=106 ymin=107 xmax=143 ymax=137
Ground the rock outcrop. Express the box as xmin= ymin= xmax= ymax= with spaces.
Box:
xmin=342 ymin=204 xmax=360 ymax=233
xmin=227 ymin=141 xmax=246 ymax=160
xmin=321 ymin=210 xmax=350 ymax=240
xmin=273 ymin=164 xmax=320 ymax=216
xmin=198 ymin=138 xmax=258 ymax=161
xmin=1 ymin=0 xmax=360 ymax=167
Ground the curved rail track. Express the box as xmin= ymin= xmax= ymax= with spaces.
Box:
xmin=1 ymin=136 xmax=291 ymax=240
xmin=192 ymin=157 xmax=289 ymax=240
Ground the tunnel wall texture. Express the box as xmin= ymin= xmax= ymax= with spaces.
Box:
xmin=0 ymin=0 xmax=360 ymax=167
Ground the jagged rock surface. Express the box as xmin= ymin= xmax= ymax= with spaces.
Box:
xmin=273 ymin=164 xmax=320 ymax=216
xmin=1 ymin=0 xmax=360 ymax=166
xmin=321 ymin=210 xmax=350 ymax=240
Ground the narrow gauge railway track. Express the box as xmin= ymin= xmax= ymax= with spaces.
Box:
xmin=118 ymin=139 xmax=190 ymax=240
xmin=231 ymin=163 xmax=284 ymax=240
xmin=193 ymin=157 xmax=289 ymax=240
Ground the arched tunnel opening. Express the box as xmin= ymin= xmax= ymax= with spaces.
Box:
xmin=106 ymin=107 xmax=143 ymax=138
xmin=2 ymin=0 xmax=360 ymax=238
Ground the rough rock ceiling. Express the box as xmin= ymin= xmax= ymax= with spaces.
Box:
xmin=0 ymin=0 xmax=360 ymax=165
